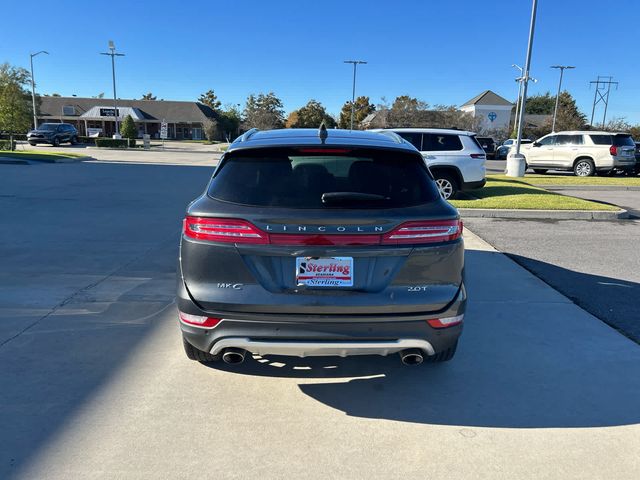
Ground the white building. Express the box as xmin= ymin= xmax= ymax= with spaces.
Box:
xmin=460 ymin=90 xmax=514 ymax=131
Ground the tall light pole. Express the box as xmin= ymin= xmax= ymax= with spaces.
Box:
xmin=101 ymin=40 xmax=125 ymax=137
xmin=344 ymin=60 xmax=367 ymax=130
xmin=507 ymin=0 xmax=539 ymax=177
xmin=512 ymin=64 xmax=524 ymax=136
xmin=29 ymin=51 xmax=49 ymax=129
xmin=551 ymin=65 xmax=575 ymax=132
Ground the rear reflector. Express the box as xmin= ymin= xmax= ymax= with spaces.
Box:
xmin=178 ymin=312 xmax=222 ymax=328
xmin=183 ymin=217 xmax=268 ymax=244
xmin=381 ymin=219 xmax=463 ymax=245
xmin=183 ymin=217 xmax=462 ymax=246
xmin=427 ymin=314 xmax=464 ymax=329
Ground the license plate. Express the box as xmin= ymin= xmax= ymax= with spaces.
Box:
xmin=296 ymin=256 xmax=353 ymax=287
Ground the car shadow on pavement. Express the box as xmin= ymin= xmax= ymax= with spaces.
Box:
xmin=210 ymin=250 xmax=640 ymax=429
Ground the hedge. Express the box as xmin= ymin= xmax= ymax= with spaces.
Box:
xmin=78 ymin=136 xmax=96 ymax=145
xmin=95 ymin=138 xmax=129 ymax=148
xmin=0 ymin=139 xmax=16 ymax=150
xmin=0 ymin=134 xmax=27 ymax=141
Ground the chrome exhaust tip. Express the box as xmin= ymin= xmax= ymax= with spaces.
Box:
xmin=400 ymin=348 xmax=424 ymax=366
xmin=222 ymin=347 xmax=246 ymax=365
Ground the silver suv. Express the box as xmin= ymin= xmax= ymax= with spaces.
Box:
xmin=373 ymin=128 xmax=486 ymax=199
xmin=522 ymin=131 xmax=636 ymax=176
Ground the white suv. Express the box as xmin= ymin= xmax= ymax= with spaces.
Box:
xmin=521 ymin=131 xmax=637 ymax=176
xmin=373 ymin=128 xmax=486 ymax=199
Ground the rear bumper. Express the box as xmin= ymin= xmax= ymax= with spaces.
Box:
xmin=178 ymin=283 xmax=466 ymax=358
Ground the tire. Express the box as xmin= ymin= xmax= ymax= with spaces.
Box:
xmin=52 ymin=137 xmax=60 ymax=147
xmin=573 ymin=158 xmax=595 ymax=177
xmin=182 ymin=336 xmax=220 ymax=363
xmin=533 ymin=169 xmax=548 ymax=174
xmin=70 ymin=136 xmax=78 ymax=145
xmin=427 ymin=341 xmax=458 ymax=363
xmin=433 ymin=172 xmax=459 ymax=200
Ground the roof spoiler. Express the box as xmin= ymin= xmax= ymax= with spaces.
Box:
xmin=238 ymin=128 xmax=259 ymax=142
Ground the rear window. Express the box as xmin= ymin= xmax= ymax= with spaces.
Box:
xmin=208 ymin=147 xmax=440 ymax=209
xmin=590 ymin=134 xmax=635 ymax=146
xmin=423 ymin=133 xmax=463 ymax=151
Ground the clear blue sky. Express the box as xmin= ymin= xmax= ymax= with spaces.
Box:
xmin=2 ymin=0 xmax=639 ymax=123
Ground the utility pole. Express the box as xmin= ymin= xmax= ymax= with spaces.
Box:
xmin=29 ymin=51 xmax=49 ymax=129
xmin=507 ymin=0 xmax=538 ymax=177
xmin=551 ymin=65 xmax=575 ymax=132
xmin=589 ymin=76 xmax=618 ymax=128
xmin=101 ymin=40 xmax=125 ymax=137
xmin=343 ymin=60 xmax=367 ymax=130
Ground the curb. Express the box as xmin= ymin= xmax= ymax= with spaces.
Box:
xmin=458 ymin=208 xmax=629 ymax=220
xmin=535 ymin=185 xmax=640 ymax=192
xmin=31 ymin=155 xmax=92 ymax=163
xmin=0 ymin=156 xmax=30 ymax=165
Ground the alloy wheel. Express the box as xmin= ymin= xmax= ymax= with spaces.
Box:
xmin=575 ymin=161 xmax=592 ymax=176
xmin=436 ymin=179 xmax=454 ymax=199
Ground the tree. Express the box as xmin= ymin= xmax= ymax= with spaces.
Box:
xmin=524 ymin=92 xmax=555 ymax=114
xmin=338 ymin=96 xmax=375 ymax=129
xmin=119 ymin=114 xmax=137 ymax=145
xmin=203 ymin=118 xmax=220 ymax=141
xmin=288 ymin=99 xmax=336 ymax=128
xmin=198 ymin=89 xmax=222 ymax=112
xmin=0 ymin=63 xmax=33 ymax=145
xmin=219 ymin=104 xmax=242 ymax=141
xmin=386 ymin=95 xmax=429 ymax=127
xmin=242 ymin=92 xmax=285 ymax=130
xmin=141 ymin=92 xmax=157 ymax=100
xmin=524 ymin=91 xmax=587 ymax=138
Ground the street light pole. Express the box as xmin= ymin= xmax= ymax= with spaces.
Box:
xmin=551 ymin=65 xmax=575 ymax=132
xmin=101 ymin=41 xmax=125 ymax=137
xmin=507 ymin=0 xmax=539 ymax=177
xmin=29 ymin=51 xmax=49 ymax=129
xmin=512 ymin=64 xmax=524 ymax=136
xmin=344 ymin=60 xmax=367 ymax=130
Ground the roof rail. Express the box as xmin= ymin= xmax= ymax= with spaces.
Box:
xmin=238 ymin=128 xmax=259 ymax=142
xmin=376 ymin=130 xmax=404 ymax=144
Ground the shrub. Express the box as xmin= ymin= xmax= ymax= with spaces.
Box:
xmin=128 ymin=138 xmax=136 ymax=148
xmin=120 ymin=115 xmax=137 ymax=140
xmin=0 ymin=133 xmax=27 ymax=141
xmin=0 ymin=139 xmax=16 ymax=150
xmin=78 ymin=136 xmax=96 ymax=145
xmin=95 ymin=138 xmax=129 ymax=148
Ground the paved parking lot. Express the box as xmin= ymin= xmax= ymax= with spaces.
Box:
xmin=1 ymin=160 xmax=639 ymax=479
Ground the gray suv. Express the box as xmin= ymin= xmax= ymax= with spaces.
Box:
xmin=27 ymin=123 xmax=78 ymax=146
xmin=177 ymin=128 xmax=466 ymax=367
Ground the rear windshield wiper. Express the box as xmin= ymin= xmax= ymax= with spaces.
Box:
xmin=321 ymin=192 xmax=390 ymax=205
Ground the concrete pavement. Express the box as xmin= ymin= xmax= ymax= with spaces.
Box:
xmin=1 ymin=161 xmax=639 ymax=479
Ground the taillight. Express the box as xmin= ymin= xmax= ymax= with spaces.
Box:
xmin=183 ymin=217 xmax=268 ymax=244
xmin=427 ymin=314 xmax=464 ymax=328
xmin=178 ymin=312 xmax=222 ymax=328
xmin=470 ymin=153 xmax=485 ymax=159
xmin=610 ymin=145 xmax=618 ymax=156
xmin=381 ymin=219 xmax=463 ymax=245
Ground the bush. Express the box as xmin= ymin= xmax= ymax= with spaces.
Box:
xmin=0 ymin=139 xmax=16 ymax=150
xmin=95 ymin=138 xmax=129 ymax=148
xmin=78 ymin=136 xmax=96 ymax=145
xmin=0 ymin=133 xmax=27 ymax=141
xmin=120 ymin=115 xmax=137 ymax=140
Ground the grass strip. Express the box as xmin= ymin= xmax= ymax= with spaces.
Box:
xmin=450 ymin=178 xmax=618 ymax=211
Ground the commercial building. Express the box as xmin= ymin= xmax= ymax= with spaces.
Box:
xmin=35 ymin=96 xmax=219 ymax=139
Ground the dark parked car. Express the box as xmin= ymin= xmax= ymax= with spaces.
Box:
xmin=476 ymin=136 xmax=496 ymax=159
xmin=495 ymin=138 xmax=533 ymax=160
xmin=27 ymin=123 xmax=78 ymax=146
xmin=178 ymin=128 xmax=466 ymax=367
xmin=634 ymin=142 xmax=640 ymax=175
